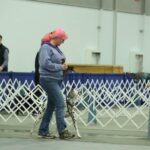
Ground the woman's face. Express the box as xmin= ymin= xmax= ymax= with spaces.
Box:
xmin=55 ymin=37 xmax=65 ymax=46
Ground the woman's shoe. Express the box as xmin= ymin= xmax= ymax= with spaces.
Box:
xmin=59 ymin=129 xmax=75 ymax=139
xmin=38 ymin=132 xmax=56 ymax=139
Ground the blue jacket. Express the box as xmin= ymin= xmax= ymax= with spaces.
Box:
xmin=39 ymin=42 xmax=66 ymax=80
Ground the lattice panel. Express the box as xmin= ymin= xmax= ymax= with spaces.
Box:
xmin=0 ymin=79 xmax=150 ymax=130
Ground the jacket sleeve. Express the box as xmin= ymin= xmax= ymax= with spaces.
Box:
xmin=39 ymin=45 xmax=63 ymax=72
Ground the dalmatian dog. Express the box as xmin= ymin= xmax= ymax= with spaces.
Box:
xmin=65 ymin=88 xmax=81 ymax=138
xmin=30 ymin=88 xmax=81 ymax=138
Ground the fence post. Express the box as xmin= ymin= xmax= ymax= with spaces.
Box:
xmin=88 ymin=96 xmax=97 ymax=124
xmin=148 ymin=103 xmax=150 ymax=138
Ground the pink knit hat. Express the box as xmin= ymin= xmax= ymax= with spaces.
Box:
xmin=41 ymin=28 xmax=68 ymax=43
xmin=41 ymin=32 xmax=51 ymax=43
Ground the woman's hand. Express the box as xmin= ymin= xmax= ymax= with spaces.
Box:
xmin=0 ymin=66 xmax=3 ymax=72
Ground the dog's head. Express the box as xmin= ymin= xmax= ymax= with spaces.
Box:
xmin=68 ymin=89 xmax=79 ymax=98
xmin=66 ymin=88 xmax=80 ymax=106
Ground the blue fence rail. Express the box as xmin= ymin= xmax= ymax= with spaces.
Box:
xmin=0 ymin=72 xmax=130 ymax=83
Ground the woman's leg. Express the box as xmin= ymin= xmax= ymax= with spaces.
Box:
xmin=38 ymin=78 xmax=55 ymax=134
xmin=44 ymin=80 xmax=66 ymax=133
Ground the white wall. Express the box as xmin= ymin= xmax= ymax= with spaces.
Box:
xmin=0 ymin=0 xmax=99 ymax=71
xmin=143 ymin=16 xmax=150 ymax=73
xmin=99 ymin=10 xmax=113 ymax=64
xmin=116 ymin=13 xmax=144 ymax=72
xmin=1 ymin=0 xmax=150 ymax=72
xmin=116 ymin=13 xmax=150 ymax=73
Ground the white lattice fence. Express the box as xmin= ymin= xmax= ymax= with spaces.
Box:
xmin=0 ymin=79 xmax=47 ymax=123
xmin=0 ymin=79 xmax=150 ymax=131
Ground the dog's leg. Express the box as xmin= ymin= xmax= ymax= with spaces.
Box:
xmin=70 ymin=109 xmax=81 ymax=138
xmin=30 ymin=111 xmax=44 ymax=135
xmin=67 ymin=103 xmax=81 ymax=138
xmin=30 ymin=102 xmax=46 ymax=135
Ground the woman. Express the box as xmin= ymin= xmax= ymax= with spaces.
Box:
xmin=38 ymin=28 xmax=74 ymax=139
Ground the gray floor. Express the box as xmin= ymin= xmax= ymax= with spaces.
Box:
xmin=1 ymin=126 xmax=150 ymax=150
xmin=0 ymin=138 xmax=150 ymax=150
xmin=1 ymin=114 xmax=150 ymax=149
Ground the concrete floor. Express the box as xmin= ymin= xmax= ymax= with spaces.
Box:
xmin=1 ymin=113 xmax=150 ymax=149
xmin=0 ymin=138 xmax=150 ymax=150
xmin=1 ymin=125 xmax=150 ymax=150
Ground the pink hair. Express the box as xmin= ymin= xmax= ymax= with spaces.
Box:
xmin=41 ymin=28 xmax=68 ymax=43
